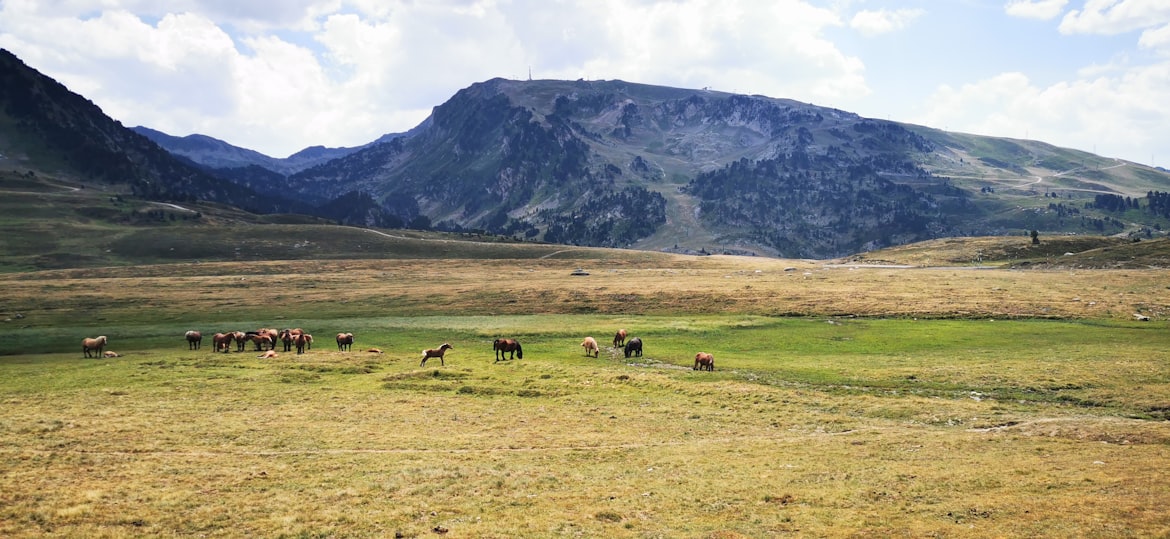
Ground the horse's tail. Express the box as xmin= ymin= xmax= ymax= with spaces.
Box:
xmin=516 ymin=343 xmax=523 ymax=359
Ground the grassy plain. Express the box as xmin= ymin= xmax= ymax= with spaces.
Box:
xmin=2 ymin=251 xmax=1170 ymax=538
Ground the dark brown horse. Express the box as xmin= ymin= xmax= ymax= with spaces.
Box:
xmin=624 ymin=337 xmax=642 ymax=358
xmin=694 ymin=352 xmax=714 ymax=371
xmin=613 ymin=329 xmax=628 ymax=348
xmin=493 ymin=338 xmax=523 ymax=361
xmin=421 ymin=343 xmax=453 ymax=366
xmin=336 ymin=332 xmax=354 ymax=351
xmin=185 ymin=330 xmax=202 ymax=350
xmin=280 ymin=329 xmax=294 ymax=352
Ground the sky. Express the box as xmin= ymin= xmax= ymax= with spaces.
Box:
xmin=0 ymin=1 xmax=1167 ymax=167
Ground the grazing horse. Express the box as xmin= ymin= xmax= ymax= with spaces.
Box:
xmin=694 ymin=352 xmax=715 ymax=371
xmin=493 ymin=339 xmax=523 ymax=361
xmin=421 ymin=343 xmax=454 ymax=366
xmin=581 ymin=336 xmax=599 ymax=358
xmin=82 ymin=336 xmax=108 ymax=358
xmin=246 ymin=333 xmax=273 ymax=351
xmin=613 ymin=329 xmax=628 ymax=348
xmin=303 ymin=333 xmax=313 ymax=350
xmin=294 ymin=333 xmax=311 ymax=355
xmin=336 ymin=332 xmax=354 ymax=351
xmin=624 ymin=337 xmax=643 ymax=358
xmin=185 ymin=330 xmax=202 ymax=350
xmin=212 ymin=332 xmax=233 ymax=353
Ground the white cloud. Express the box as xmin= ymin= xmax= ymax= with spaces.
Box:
xmin=1004 ymin=0 xmax=1069 ymax=21
xmin=849 ymin=8 xmax=925 ymax=37
xmin=1060 ymin=0 xmax=1170 ymax=36
xmin=915 ymin=64 xmax=1170 ymax=165
xmin=0 ymin=0 xmax=871 ymax=156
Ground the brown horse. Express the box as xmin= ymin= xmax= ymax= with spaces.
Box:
xmin=185 ymin=330 xmax=202 ymax=350
xmin=232 ymin=331 xmax=248 ymax=352
xmin=336 ymin=332 xmax=354 ymax=351
xmin=694 ymin=352 xmax=715 ymax=371
xmin=212 ymin=332 xmax=233 ymax=353
xmin=613 ymin=329 xmax=628 ymax=348
xmin=82 ymin=336 xmax=108 ymax=358
xmin=294 ymin=333 xmax=310 ymax=354
xmin=581 ymin=336 xmax=599 ymax=358
xmin=421 ymin=343 xmax=453 ymax=366
xmin=246 ymin=333 xmax=273 ymax=351
xmin=280 ymin=329 xmax=294 ymax=352
xmin=261 ymin=328 xmax=281 ymax=345
xmin=493 ymin=338 xmax=523 ymax=361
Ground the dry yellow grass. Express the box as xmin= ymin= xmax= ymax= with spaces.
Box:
xmin=2 ymin=255 xmax=1167 ymax=325
xmin=2 ymin=255 xmax=1169 ymax=537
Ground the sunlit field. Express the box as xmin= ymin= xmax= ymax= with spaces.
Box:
xmin=2 ymin=255 xmax=1169 ymax=537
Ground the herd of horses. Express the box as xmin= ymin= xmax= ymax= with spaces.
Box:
xmin=85 ymin=328 xmax=716 ymax=371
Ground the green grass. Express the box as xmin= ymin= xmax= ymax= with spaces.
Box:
xmin=3 ymin=315 xmax=1169 ymax=537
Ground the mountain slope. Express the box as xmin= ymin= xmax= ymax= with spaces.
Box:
xmin=0 ymin=49 xmax=306 ymax=214
xmin=273 ymin=78 xmax=1170 ymax=257
xmin=132 ymin=126 xmax=404 ymax=175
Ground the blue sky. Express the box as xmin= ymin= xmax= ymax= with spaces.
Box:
xmin=1 ymin=0 xmax=1167 ymax=167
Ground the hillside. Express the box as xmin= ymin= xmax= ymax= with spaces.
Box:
xmin=4 ymin=47 xmax=1170 ymax=259
xmin=211 ymin=78 xmax=1170 ymax=258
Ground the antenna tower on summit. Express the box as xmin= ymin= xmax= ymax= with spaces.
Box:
xmin=528 ymin=67 xmax=532 ymax=81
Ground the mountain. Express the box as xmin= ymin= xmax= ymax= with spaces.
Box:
xmin=131 ymin=126 xmax=405 ymax=175
xmin=0 ymin=49 xmax=316 ymax=214
xmin=269 ymin=78 xmax=1170 ymax=257
xmin=6 ymin=44 xmax=1170 ymax=258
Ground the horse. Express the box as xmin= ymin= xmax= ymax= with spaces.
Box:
xmin=493 ymin=339 xmax=523 ymax=361
xmin=694 ymin=352 xmax=715 ymax=371
xmin=258 ymin=349 xmax=278 ymax=359
xmin=303 ymin=333 xmax=313 ymax=350
xmin=581 ymin=336 xmax=599 ymax=358
xmin=280 ymin=329 xmax=294 ymax=352
xmin=82 ymin=336 xmax=108 ymax=358
xmin=613 ymin=329 xmax=628 ymax=348
xmin=294 ymin=333 xmax=311 ymax=355
xmin=261 ymin=328 xmax=281 ymax=343
xmin=212 ymin=332 xmax=233 ymax=353
xmin=421 ymin=343 xmax=453 ymax=366
xmin=247 ymin=333 xmax=273 ymax=351
xmin=365 ymin=348 xmax=384 ymax=354
xmin=233 ymin=331 xmax=248 ymax=352
xmin=336 ymin=332 xmax=354 ymax=351
xmin=185 ymin=330 xmax=202 ymax=350
xmin=102 ymin=350 xmax=121 ymax=358
xmin=624 ymin=337 xmax=643 ymax=358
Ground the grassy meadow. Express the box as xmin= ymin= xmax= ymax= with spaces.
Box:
xmin=2 ymin=251 xmax=1170 ymax=538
